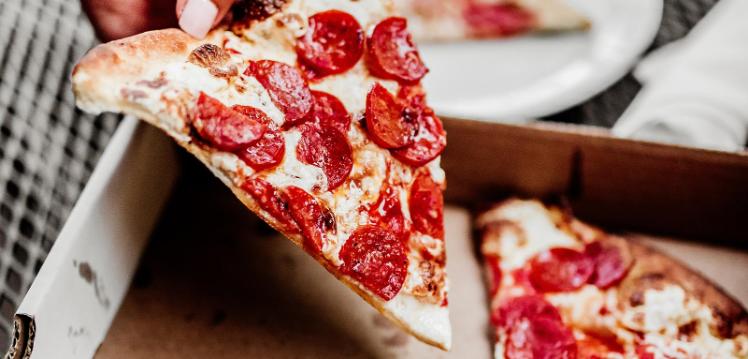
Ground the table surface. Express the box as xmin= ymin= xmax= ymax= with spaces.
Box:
xmin=0 ymin=0 xmax=721 ymax=349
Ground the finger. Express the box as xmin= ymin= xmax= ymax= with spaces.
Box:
xmin=176 ymin=0 xmax=187 ymax=16
xmin=82 ymin=0 xmax=177 ymax=41
xmin=177 ymin=0 xmax=236 ymax=38
xmin=212 ymin=0 xmax=237 ymax=26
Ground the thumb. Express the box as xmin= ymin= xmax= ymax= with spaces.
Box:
xmin=177 ymin=0 xmax=236 ymax=38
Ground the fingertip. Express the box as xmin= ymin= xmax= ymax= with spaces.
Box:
xmin=178 ymin=0 xmax=217 ymax=38
xmin=212 ymin=0 xmax=237 ymax=26
xmin=176 ymin=0 xmax=188 ymax=17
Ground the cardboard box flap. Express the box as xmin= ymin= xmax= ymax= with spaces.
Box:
xmin=442 ymin=119 xmax=748 ymax=245
xmin=4 ymin=120 xmax=178 ymax=359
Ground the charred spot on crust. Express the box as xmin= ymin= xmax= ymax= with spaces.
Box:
xmin=711 ymin=306 xmax=748 ymax=339
xmin=189 ymin=44 xmax=230 ymax=68
xmin=137 ymin=72 xmax=168 ymax=89
xmin=409 ymin=257 xmax=446 ymax=304
xmin=637 ymin=272 xmax=665 ymax=283
xmin=230 ymin=0 xmax=288 ymax=32
xmin=188 ymin=44 xmax=238 ymax=78
xmin=120 ymin=88 xmax=147 ymax=100
xmin=320 ymin=208 xmax=336 ymax=234
xmin=678 ymin=321 xmax=698 ymax=339
xmin=629 ymin=291 xmax=644 ymax=307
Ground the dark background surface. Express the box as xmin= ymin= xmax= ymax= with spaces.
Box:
xmin=0 ymin=0 xmax=719 ymax=349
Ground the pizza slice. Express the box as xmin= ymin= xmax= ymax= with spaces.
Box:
xmin=396 ymin=0 xmax=591 ymax=41
xmin=72 ymin=0 xmax=451 ymax=350
xmin=476 ymin=199 xmax=748 ymax=358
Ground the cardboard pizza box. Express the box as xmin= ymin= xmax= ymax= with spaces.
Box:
xmin=6 ymin=118 xmax=748 ymax=358
xmin=3 ymin=119 xmax=179 ymax=359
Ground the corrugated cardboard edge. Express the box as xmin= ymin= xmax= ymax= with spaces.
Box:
xmin=5 ymin=315 xmax=33 ymax=359
xmin=524 ymin=120 xmax=746 ymax=157
xmin=452 ymin=118 xmax=747 ymax=157
xmin=4 ymin=118 xmax=179 ymax=359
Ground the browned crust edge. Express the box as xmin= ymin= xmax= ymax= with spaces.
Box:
xmin=72 ymin=28 xmax=450 ymax=351
xmin=622 ymin=238 xmax=748 ymax=339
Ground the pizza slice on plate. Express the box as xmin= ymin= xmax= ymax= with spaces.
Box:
xmin=396 ymin=0 xmax=591 ymax=41
xmin=476 ymin=199 xmax=748 ymax=358
xmin=72 ymin=0 xmax=451 ymax=350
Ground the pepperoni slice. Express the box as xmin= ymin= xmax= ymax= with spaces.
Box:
xmin=398 ymin=84 xmax=427 ymax=109
xmin=366 ymin=17 xmax=428 ymax=83
xmin=285 ymin=186 xmax=335 ymax=254
xmin=635 ymin=345 xmax=656 ymax=359
xmin=303 ymin=90 xmax=351 ymax=134
xmin=230 ymin=105 xmax=285 ymax=171
xmin=504 ymin=316 xmax=578 ymax=359
xmin=296 ymin=123 xmax=353 ymax=191
xmin=193 ymin=92 xmax=267 ymax=151
xmin=485 ymin=255 xmax=503 ymax=296
xmin=339 ymin=225 xmax=408 ymax=301
xmin=237 ymin=128 xmax=285 ymax=171
xmin=391 ymin=106 xmax=446 ymax=167
xmin=510 ymin=267 xmax=537 ymax=295
xmin=241 ymin=178 xmax=298 ymax=233
xmin=365 ymin=83 xmax=416 ymax=149
xmin=528 ymin=247 xmax=594 ymax=293
xmin=585 ymin=240 xmax=633 ymax=289
xmin=493 ymin=295 xmax=562 ymax=328
xmin=409 ymin=170 xmax=444 ymax=240
xmin=463 ymin=3 xmax=536 ymax=38
xmin=296 ymin=10 xmax=364 ymax=77
xmin=245 ymin=60 xmax=313 ymax=125
xmin=369 ymin=182 xmax=408 ymax=241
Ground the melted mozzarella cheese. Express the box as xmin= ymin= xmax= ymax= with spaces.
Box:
xmin=479 ymin=200 xmax=581 ymax=270
xmin=621 ymin=285 xmax=748 ymax=358
xmin=311 ymin=62 xmax=399 ymax=115
xmin=210 ymin=152 xmax=253 ymax=181
xmin=263 ymin=129 xmax=327 ymax=192
xmin=547 ymin=286 xmax=628 ymax=338
xmin=426 ymin=157 xmax=446 ymax=185
xmin=620 ymin=285 xmax=694 ymax=335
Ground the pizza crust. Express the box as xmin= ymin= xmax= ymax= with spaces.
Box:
xmin=621 ymin=238 xmax=748 ymax=340
xmin=73 ymin=29 xmax=198 ymax=115
xmin=73 ymin=26 xmax=451 ymax=350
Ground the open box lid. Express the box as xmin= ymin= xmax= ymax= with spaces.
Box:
xmin=5 ymin=118 xmax=747 ymax=358
xmin=442 ymin=119 xmax=748 ymax=246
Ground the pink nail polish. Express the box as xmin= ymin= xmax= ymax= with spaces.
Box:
xmin=178 ymin=0 xmax=218 ymax=38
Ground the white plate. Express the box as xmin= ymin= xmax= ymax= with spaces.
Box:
xmin=420 ymin=0 xmax=663 ymax=122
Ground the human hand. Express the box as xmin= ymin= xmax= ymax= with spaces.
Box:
xmin=81 ymin=0 xmax=236 ymax=41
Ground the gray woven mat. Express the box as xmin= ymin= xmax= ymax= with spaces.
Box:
xmin=0 ymin=0 xmax=719 ymax=350
xmin=0 ymin=0 xmax=120 ymax=349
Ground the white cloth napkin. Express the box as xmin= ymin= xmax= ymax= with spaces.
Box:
xmin=613 ymin=0 xmax=748 ymax=151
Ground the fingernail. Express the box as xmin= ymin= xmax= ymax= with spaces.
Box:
xmin=178 ymin=0 xmax=218 ymax=38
